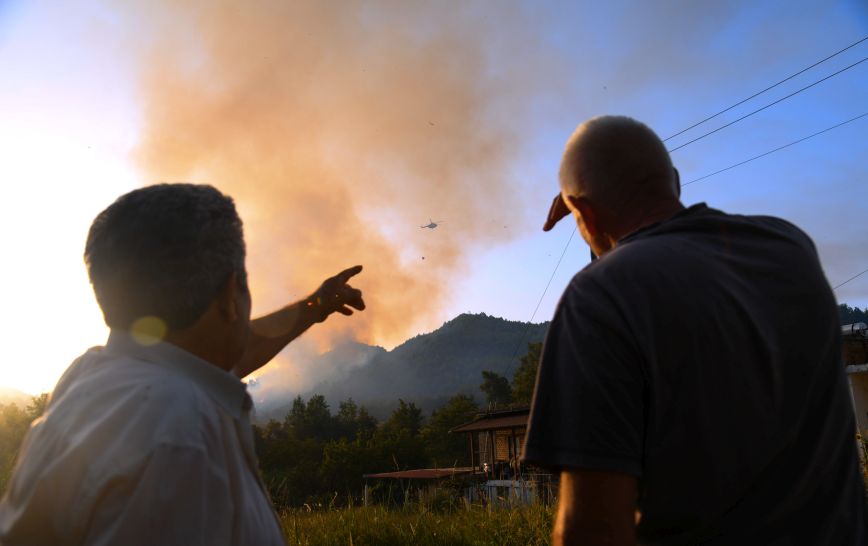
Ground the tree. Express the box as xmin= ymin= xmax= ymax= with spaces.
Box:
xmin=374 ymin=399 xmax=426 ymax=470
xmin=420 ymin=394 xmax=478 ymax=467
xmin=284 ymin=396 xmax=307 ymax=434
xmin=354 ymin=407 xmax=378 ymax=441
xmin=480 ymin=370 xmax=512 ymax=406
xmin=511 ymin=342 xmax=542 ymax=405
xmin=839 ymin=303 xmax=868 ymax=324
xmin=304 ymin=395 xmax=335 ymax=440
xmin=382 ymin=399 xmax=424 ymax=438
xmin=336 ymin=398 xmax=359 ymax=440
xmin=284 ymin=394 xmax=337 ymax=441
xmin=0 ymin=398 xmax=45 ymax=495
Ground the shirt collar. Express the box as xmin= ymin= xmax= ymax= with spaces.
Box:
xmin=618 ymin=202 xmax=708 ymax=244
xmin=105 ymin=329 xmax=250 ymax=420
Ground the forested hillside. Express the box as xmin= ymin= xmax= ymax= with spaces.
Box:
xmin=261 ymin=313 xmax=549 ymax=419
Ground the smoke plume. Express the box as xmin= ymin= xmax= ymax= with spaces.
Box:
xmin=129 ymin=1 xmax=558 ymax=394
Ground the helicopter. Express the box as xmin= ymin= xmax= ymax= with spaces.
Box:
xmin=420 ymin=219 xmax=443 ymax=229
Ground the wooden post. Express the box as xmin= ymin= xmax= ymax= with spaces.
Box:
xmin=364 ymin=482 xmax=369 ymax=507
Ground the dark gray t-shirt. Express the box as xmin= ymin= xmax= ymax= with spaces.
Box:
xmin=524 ymin=203 xmax=866 ymax=545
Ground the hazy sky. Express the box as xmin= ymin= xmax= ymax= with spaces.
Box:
xmin=1 ymin=0 xmax=866 ymax=395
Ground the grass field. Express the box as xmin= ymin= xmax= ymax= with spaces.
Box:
xmin=279 ymin=504 xmax=554 ymax=546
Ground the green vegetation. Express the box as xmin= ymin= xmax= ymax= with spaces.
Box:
xmin=272 ymin=313 xmax=549 ymax=420
xmin=256 ymin=342 xmax=542 ymax=508
xmin=0 ymin=394 xmax=48 ymax=495
xmin=479 ymin=371 xmax=512 ymax=406
xmin=480 ymin=342 xmax=542 ymax=407
xmin=256 ymin=392 xmax=479 ymax=508
xmin=279 ymin=504 xmax=554 ymax=546
xmin=840 ymin=304 xmax=868 ymax=324
xmin=509 ymin=343 xmax=542 ymax=406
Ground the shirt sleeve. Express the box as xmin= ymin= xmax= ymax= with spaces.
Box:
xmin=80 ymin=443 xmax=234 ymax=546
xmin=522 ymin=273 xmax=645 ymax=477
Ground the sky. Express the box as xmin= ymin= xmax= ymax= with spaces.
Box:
xmin=0 ymin=0 xmax=866 ymax=396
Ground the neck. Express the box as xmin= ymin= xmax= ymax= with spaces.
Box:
xmin=164 ymin=328 xmax=235 ymax=372
xmin=612 ymin=199 xmax=685 ymax=243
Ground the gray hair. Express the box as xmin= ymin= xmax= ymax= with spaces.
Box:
xmin=85 ymin=183 xmax=247 ymax=330
xmin=559 ymin=115 xmax=676 ymax=209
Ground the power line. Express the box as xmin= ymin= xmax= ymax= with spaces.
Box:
xmin=504 ymin=227 xmax=576 ymax=377
xmin=681 ymin=111 xmax=868 ymax=187
xmin=667 ymin=55 xmax=868 ymax=153
xmin=834 ymin=268 xmax=868 ymax=290
xmin=664 ymin=36 xmax=868 ymax=142
xmin=526 ymin=227 xmax=577 ymax=326
xmin=511 ymin=42 xmax=868 ymax=381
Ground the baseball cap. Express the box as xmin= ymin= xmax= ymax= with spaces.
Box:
xmin=543 ymin=193 xmax=571 ymax=231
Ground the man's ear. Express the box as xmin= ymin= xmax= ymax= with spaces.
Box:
xmin=567 ymin=194 xmax=601 ymax=239
xmin=673 ymin=168 xmax=681 ymax=198
xmin=216 ymin=272 xmax=242 ymax=322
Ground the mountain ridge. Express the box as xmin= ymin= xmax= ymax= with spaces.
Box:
xmin=257 ymin=312 xmax=549 ymax=420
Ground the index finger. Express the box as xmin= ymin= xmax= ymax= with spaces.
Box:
xmin=543 ymin=194 xmax=571 ymax=232
xmin=337 ymin=265 xmax=363 ymax=283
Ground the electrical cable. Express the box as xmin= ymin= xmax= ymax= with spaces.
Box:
xmin=506 ymin=44 xmax=868 ymax=384
xmin=664 ymin=36 xmax=868 ymax=142
xmin=681 ymin=111 xmax=868 ymax=187
xmin=502 ymin=227 xmax=576 ymax=380
xmin=667 ymin=55 xmax=868 ymax=153
xmin=834 ymin=268 xmax=868 ymax=290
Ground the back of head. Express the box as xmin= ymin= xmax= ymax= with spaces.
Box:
xmin=559 ymin=115 xmax=677 ymax=215
xmin=84 ymin=183 xmax=246 ymax=332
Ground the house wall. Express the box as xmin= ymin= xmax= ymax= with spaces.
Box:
xmin=848 ymin=366 xmax=868 ymax=433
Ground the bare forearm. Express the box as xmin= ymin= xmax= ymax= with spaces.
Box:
xmin=233 ymin=265 xmax=365 ymax=378
xmin=552 ymin=508 xmax=636 ymax=546
xmin=234 ymin=300 xmax=318 ymax=378
xmin=553 ymin=470 xmax=637 ymax=546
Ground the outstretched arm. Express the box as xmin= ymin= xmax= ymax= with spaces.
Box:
xmin=233 ymin=265 xmax=365 ymax=378
xmin=553 ymin=469 xmax=638 ymax=546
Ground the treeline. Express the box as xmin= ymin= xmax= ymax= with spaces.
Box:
xmin=0 ymin=395 xmax=48 ymax=494
xmin=255 ymin=394 xmax=475 ymax=507
xmin=840 ymin=304 xmax=868 ymax=325
xmin=3 ymin=299 xmax=865 ymax=503
xmin=254 ymin=342 xmax=542 ymax=508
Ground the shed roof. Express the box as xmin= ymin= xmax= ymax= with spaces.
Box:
xmin=363 ymin=467 xmax=475 ymax=479
xmin=450 ymin=408 xmax=529 ymax=433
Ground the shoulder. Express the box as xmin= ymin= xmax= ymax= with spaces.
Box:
xmin=47 ymin=352 xmax=222 ymax=451
xmin=741 ymin=213 xmax=816 ymax=249
xmin=681 ymin=205 xmax=816 ymax=251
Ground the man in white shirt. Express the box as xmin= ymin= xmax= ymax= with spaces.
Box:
xmin=0 ymin=183 xmax=366 ymax=545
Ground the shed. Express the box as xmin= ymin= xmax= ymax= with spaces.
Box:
xmin=361 ymin=468 xmax=474 ymax=507
xmin=451 ymin=407 xmax=555 ymax=505
xmin=843 ymin=323 xmax=868 ymax=469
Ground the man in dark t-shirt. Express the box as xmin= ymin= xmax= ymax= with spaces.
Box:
xmin=523 ymin=115 xmax=866 ymax=545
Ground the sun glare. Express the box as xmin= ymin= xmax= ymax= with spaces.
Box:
xmin=0 ymin=125 xmax=136 ymax=394
xmin=0 ymin=2 xmax=143 ymax=396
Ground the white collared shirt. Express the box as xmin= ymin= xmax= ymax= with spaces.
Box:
xmin=0 ymin=331 xmax=286 ymax=546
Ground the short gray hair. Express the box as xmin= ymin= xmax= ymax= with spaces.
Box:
xmin=85 ymin=183 xmax=247 ymax=330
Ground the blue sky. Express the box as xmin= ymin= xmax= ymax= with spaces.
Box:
xmin=0 ymin=0 xmax=866 ymax=394
xmin=445 ymin=0 xmax=868 ymax=322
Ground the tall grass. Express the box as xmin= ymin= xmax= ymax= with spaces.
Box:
xmin=279 ymin=504 xmax=554 ymax=546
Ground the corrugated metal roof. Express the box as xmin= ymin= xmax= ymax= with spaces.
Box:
xmin=363 ymin=467 xmax=475 ymax=479
xmin=450 ymin=411 xmax=529 ymax=433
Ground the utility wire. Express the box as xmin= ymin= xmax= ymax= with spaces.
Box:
xmin=503 ymin=227 xmax=576 ymax=378
xmin=834 ymin=268 xmax=868 ymax=290
xmin=667 ymin=55 xmax=868 ymax=153
xmin=681 ymin=111 xmax=868 ymax=187
xmin=508 ymin=42 xmax=868 ymax=383
xmin=664 ymin=36 xmax=868 ymax=142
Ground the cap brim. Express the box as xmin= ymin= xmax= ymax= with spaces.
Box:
xmin=543 ymin=193 xmax=571 ymax=232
